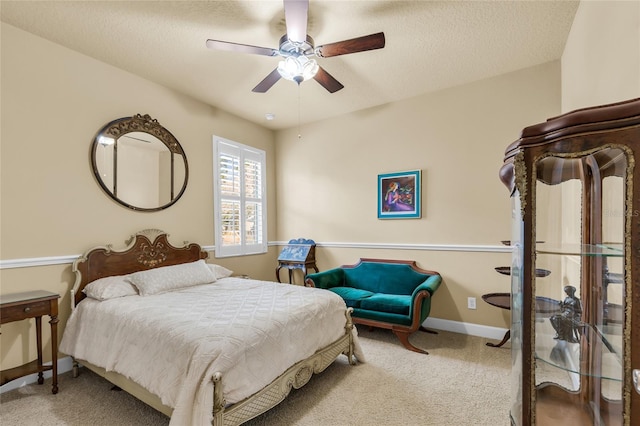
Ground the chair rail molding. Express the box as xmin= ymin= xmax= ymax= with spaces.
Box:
xmin=0 ymin=246 xmax=215 ymax=270
xmin=276 ymin=241 xmax=513 ymax=253
xmin=0 ymin=242 xmax=510 ymax=269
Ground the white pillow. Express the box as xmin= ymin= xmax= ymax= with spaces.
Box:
xmin=83 ymin=275 xmax=138 ymax=301
xmin=207 ymin=263 xmax=234 ymax=279
xmin=127 ymin=259 xmax=216 ymax=296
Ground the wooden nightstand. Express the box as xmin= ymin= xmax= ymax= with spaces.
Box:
xmin=0 ymin=290 xmax=60 ymax=394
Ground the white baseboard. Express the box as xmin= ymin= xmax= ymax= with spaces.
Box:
xmin=0 ymin=356 xmax=74 ymax=394
xmin=423 ymin=317 xmax=508 ymax=341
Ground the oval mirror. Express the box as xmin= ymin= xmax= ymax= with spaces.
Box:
xmin=91 ymin=114 xmax=188 ymax=211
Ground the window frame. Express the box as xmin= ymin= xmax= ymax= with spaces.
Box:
xmin=212 ymin=136 xmax=267 ymax=258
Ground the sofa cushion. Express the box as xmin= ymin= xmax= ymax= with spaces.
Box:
xmin=359 ymin=293 xmax=411 ymax=316
xmin=352 ymin=308 xmax=413 ymax=327
xmin=343 ymin=262 xmax=427 ymax=295
xmin=329 ymin=287 xmax=375 ymax=308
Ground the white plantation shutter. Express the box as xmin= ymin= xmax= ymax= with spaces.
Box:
xmin=213 ymin=137 xmax=267 ymax=257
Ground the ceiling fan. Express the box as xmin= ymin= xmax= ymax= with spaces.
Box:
xmin=205 ymin=0 xmax=385 ymax=93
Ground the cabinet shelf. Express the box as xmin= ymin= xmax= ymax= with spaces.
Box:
xmin=536 ymin=243 xmax=623 ymax=257
xmin=535 ymin=323 xmax=623 ymax=383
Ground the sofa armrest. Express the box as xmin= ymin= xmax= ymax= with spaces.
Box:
xmin=305 ymin=268 xmax=345 ymax=289
xmin=407 ymin=274 xmax=442 ymax=325
xmin=411 ymin=274 xmax=442 ymax=299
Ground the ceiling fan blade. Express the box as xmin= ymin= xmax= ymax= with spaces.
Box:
xmin=206 ymin=39 xmax=278 ymax=57
xmin=313 ymin=67 xmax=344 ymax=93
xmin=316 ymin=32 xmax=385 ymax=58
xmin=284 ymin=0 xmax=308 ymax=43
xmin=252 ymin=68 xmax=282 ymax=93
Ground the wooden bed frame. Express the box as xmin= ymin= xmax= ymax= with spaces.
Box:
xmin=68 ymin=229 xmax=356 ymax=425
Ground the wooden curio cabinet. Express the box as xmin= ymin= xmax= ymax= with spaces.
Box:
xmin=500 ymin=98 xmax=640 ymax=425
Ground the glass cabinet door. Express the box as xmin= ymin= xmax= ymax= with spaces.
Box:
xmin=510 ymin=188 xmax=524 ymax=426
xmin=530 ymin=147 xmax=627 ymax=425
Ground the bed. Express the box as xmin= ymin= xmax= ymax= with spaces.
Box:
xmin=60 ymin=229 xmax=360 ymax=425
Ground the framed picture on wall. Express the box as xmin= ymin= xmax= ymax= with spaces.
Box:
xmin=378 ymin=170 xmax=421 ymax=219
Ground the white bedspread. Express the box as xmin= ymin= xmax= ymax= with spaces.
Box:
xmin=60 ymin=278 xmax=361 ymax=426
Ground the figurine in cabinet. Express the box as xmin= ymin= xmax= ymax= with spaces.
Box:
xmin=550 ymin=285 xmax=582 ymax=343
xmin=499 ymin=98 xmax=640 ymax=426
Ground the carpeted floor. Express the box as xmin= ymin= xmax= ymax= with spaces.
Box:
xmin=0 ymin=328 xmax=511 ymax=425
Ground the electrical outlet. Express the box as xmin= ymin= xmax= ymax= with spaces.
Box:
xmin=467 ymin=297 xmax=477 ymax=310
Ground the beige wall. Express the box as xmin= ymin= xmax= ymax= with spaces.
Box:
xmin=556 ymin=1 xmax=640 ymax=326
xmin=6 ymin=1 xmax=635 ymax=373
xmin=274 ymin=61 xmax=561 ymax=328
xmin=0 ymin=23 xmax=278 ymax=369
xmin=561 ymin=0 xmax=640 ymax=112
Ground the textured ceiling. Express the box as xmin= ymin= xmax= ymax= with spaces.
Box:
xmin=1 ymin=1 xmax=579 ymax=130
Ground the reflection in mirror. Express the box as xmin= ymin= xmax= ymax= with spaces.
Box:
xmin=91 ymin=114 xmax=188 ymax=211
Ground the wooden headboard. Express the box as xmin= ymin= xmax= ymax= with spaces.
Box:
xmin=71 ymin=229 xmax=208 ymax=306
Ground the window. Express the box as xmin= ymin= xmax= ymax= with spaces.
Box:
xmin=213 ymin=136 xmax=267 ymax=257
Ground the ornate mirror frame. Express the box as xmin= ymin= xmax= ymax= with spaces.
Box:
xmin=90 ymin=114 xmax=189 ymax=212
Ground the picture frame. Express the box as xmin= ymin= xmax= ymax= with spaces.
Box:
xmin=378 ymin=170 xmax=421 ymax=219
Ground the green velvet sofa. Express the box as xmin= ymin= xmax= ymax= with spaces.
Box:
xmin=305 ymin=258 xmax=442 ymax=354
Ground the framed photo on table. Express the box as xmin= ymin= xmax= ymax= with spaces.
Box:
xmin=378 ymin=170 xmax=421 ymax=219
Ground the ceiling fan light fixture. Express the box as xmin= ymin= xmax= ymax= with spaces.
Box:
xmin=206 ymin=1 xmax=385 ymax=93
xmin=277 ymin=55 xmax=318 ymax=84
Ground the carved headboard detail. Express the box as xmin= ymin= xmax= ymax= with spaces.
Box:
xmin=71 ymin=229 xmax=208 ymax=306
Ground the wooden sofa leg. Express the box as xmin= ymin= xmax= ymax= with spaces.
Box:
xmin=393 ymin=330 xmax=428 ymax=355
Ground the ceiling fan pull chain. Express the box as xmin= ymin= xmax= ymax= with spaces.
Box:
xmin=297 ymin=84 xmax=302 ymax=140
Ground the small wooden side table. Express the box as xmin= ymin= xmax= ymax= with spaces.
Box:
xmin=0 ymin=290 xmax=60 ymax=394
xmin=481 ymin=293 xmax=512 ymax=348
xmin=482 ymin=292 xmax=561 ymax=348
